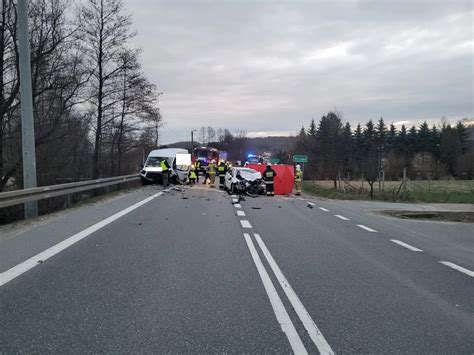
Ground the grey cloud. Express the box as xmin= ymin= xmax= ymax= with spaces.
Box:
xmin=128 ymin=0 xmax=473 ymax=143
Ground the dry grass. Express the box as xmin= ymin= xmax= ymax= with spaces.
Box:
xmin=303 ymin=180 xmax=474 ymax=203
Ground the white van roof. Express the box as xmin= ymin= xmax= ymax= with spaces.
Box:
xmin=148 ymin=148 xmax=188 ymax=158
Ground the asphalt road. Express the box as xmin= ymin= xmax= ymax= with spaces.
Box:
xmin=1 ymin=185 xmax=473 ymax=353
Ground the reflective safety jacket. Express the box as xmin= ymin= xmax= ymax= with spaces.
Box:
xmin=208 ymin=163 xmax=216 ymax=175
xmin=295 ymin=170 xmax=303 ymax=181
xmin=189 ymin=170 xmax=197 ymax=179
xmin=160 ymin=159 xmax=170 ymax=172
xmin=218 ymin=164 xmax=227 ymax=176
xmin=264 ymin=169 xmax=276 ymax=183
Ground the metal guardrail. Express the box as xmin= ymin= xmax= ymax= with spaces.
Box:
xmin=0 ymin=174 xmax=140 ymax=208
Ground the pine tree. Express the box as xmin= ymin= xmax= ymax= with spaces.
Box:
xmin=407 ymin=125 xmax=418 ymax=157
xmin=307 ymin=119 xmax=317 ymax=137
xmin=317 ymin=112 xmax=343 ymax=186
xmin=387 ymin=123 xmax=397 ymax=153
xmin=376 ymin=117 xmax=387 ymax=148
xmin=398 ymin=125 xmax=408 ymax=159
xmin=362 ymin=120 xmax=378 ymax=198
xmin=440 ymin=124 xmax=461 ymax=175
xmin=456 ymin=121 xmax=470 ymax=154
xmin=363 ymin=120 xmax=376 ymax=154
xmin=353 ymin=124 xmax=364 ymax=168
xmin=341 ymin=122 xmax=353 ymax=173
xmin=430 ymin=125 xmax=441 ymax=159
xmin=294 ymin=126 xmax=307 ymax=155
xmin=417 ymin=121 xmax=431 ymax=153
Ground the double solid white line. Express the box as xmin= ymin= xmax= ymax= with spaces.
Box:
xmin=244 ymin=233 xmax=334 ymax=355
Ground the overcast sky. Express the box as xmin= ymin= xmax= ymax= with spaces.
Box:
xmin=128 ymin=0 xmax=473 ymax=144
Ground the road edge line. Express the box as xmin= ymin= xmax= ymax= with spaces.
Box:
xmin=0 ymin=191 xmax=164 ymax=287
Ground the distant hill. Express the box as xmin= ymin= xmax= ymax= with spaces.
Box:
xmin=161 ymin=136 xmax=295 ymax=153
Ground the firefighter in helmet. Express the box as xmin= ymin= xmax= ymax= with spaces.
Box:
xmin=263 ymin=163 xmax=277 ymax=196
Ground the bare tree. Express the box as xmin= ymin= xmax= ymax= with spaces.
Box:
xmin=77 ymin=0 xmax=135 ymax=178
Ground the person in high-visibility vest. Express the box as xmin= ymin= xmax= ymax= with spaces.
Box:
xmin=295 ymin=165 xmax=303 ymax=195
xmin=194 ymin=160 xmax=201 ymax=183
xmin=263 ymin=164 xmax=277 ymax=196
xmin=207 ymin=160 xmax=217 ymax=187
xmin=217 ymin=161 xmax=227 ymax=189
xmin=160 ymin=159 xmax=171 ymax=187
xmin=188 ymin=166 xmax=197 ymax=185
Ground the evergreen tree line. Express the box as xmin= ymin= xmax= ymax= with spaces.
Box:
xmin=1 ymin=0 xmax=162 ymax=192
xmin=294 ymin=112 xmax=472 ymax=188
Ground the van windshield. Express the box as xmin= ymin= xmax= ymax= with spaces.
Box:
xmin=146 ymin=156 xmax=172 ymax=167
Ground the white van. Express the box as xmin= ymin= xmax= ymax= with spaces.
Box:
xmin=140 ymin=148 xmax=191 ymax=185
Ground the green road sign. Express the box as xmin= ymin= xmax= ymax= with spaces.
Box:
xmin=292 ymin=155 xmax=308 ymax=163
xmin=269 ymin=157 xmax=280 ymax=164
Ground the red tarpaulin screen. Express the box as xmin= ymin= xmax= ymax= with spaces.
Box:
xmin=247 ymin=164 xmax=295 ymax=195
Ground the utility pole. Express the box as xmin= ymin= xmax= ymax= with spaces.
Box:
xmin=18 ymin=0 xmax=38 ymax=218
xmin=191 ymin=129 xmax=196 ymax=152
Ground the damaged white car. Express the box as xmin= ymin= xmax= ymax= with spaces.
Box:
xmin=224 ymin=167 xmax=265 ymax=196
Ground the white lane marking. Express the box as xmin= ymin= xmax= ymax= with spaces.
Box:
xmin=231 ymin=195 xmax=237 ymax=198
xmin=307 ymin=202 xmax=316 ymax=206
xmin=240 ymin=220 xmax=252 ymax=228
xmin=356 ymin=224 xmax=378 ymax=233
xmin=232 ymin=198 xmax=239 ymax=203
xmin=319 ymin=207 xmax=329 ymax=212
xmin=254 ymin=234 xmax=334 ymax=355
xmin=236 ymin=210 xmax=246 ymax=216
xmin=0 ymin=192 xmax=164 ymax=287
xmin=390 ymin=239 xmax=423 ymax=252
xmin=234 ymin=203 xmax=242 ymax=208
xmin=439 ymin=261 xmax=474 ymax=277
xmin=243 ymin=234 xmax=307 ymax=354
xmin=334 ymin=215 xmax=350 ymax=221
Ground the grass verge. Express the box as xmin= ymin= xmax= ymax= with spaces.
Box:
xmin=302 ymin=181 xmax=474 ymax=204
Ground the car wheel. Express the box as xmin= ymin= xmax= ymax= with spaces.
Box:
xmin=141 ymin=177 xmax=149 ymax=186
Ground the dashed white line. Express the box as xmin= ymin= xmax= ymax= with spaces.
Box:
xmin=356 ymin=224 xmax=378 ymax=233
xmin=319 ymin=207 xmax=329 ymax=212
xmin=334 ymin=215 xmax=350 ymax=221
xmin=236 ymin=210 xmax=246 ymax=216
xmin=0 ymin=191 xmax=165 ymax=287
xmin=231 ymin=195 xmax=238 ymax=198
xmin=240 ymin=220 xmax=252 ymax=228
xmin=234 ymin=203 xmax=242 ymax=208
xmin=439 ymin=261 xmax=474 ymax=277
xmin=390 ymin=239 xmax=423 ymax=252
xmin=254 ymin=234 xmax=334 ymax=355
xmin=232 ymin=198 xmax=239 ymax=203
xmin=307 ymin=202 xmax=316 ymax=206
xmin=243 ymin=234 xmax=307 ymax=354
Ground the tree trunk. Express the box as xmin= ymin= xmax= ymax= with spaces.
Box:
xmin=92 ymin=1 xmax=105 ymax=179
xmin=0 ymin=1 xmax=6 ymax=191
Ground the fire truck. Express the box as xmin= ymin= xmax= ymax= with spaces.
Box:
xmin=193 ymin=146 xmax=227 ymax=175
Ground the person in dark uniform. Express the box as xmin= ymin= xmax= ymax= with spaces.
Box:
xmin=217 ymin=161 xmax=227 ymax=189
xmin=263 ymin=164 xmax=277 ymax=196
